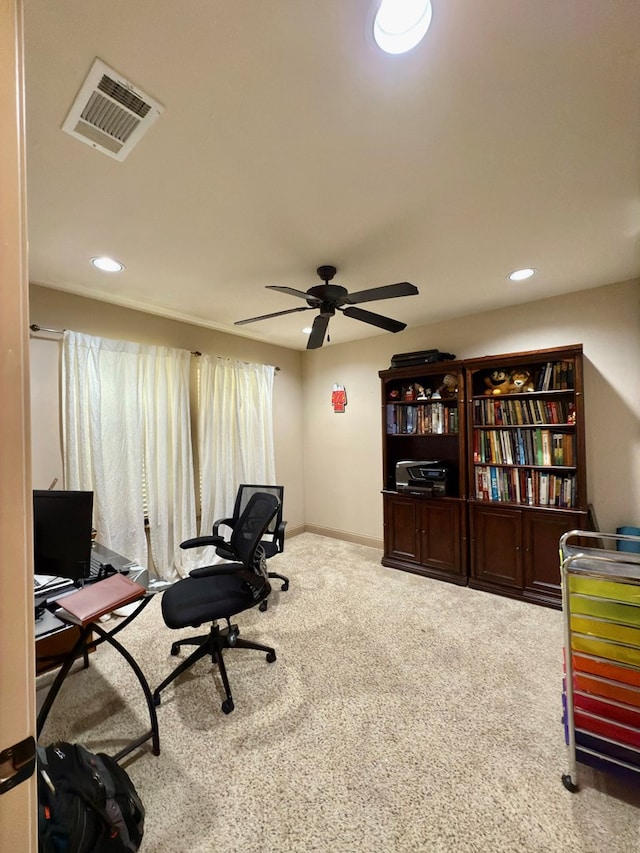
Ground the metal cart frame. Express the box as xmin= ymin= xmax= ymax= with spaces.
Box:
xmin=560 ymin=529 xmax=640 ymax=792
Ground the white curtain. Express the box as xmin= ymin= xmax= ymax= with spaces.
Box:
xmin=197 ymin=356 xmax=276 ymax=561
xmin=62 ymin=331 xmax=197 ymax=579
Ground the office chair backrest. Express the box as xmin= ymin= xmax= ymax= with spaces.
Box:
xmin=234 ymin=484 xmax=284 ymax=541
xmin=230 ymin=491 xmax=280 ymax=572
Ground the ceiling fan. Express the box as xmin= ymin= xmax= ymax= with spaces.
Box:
xmin=235 ymin=265 xmax=419 ymax=349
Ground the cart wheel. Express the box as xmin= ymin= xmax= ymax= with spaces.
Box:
xmin=561 ymin=774 xmax=579 ymax=793
xmin=221 ymin=697 xmax=234 ymax=714
xmin=266 ymin=651 xmax=276 ymax=663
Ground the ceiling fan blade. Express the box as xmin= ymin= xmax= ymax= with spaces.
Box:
xmin=235 ymin=305 xmax=314 ymax=326
xmin=307 ymin=314 xmax=330 ymax=349
xmin=343 ymin=282 xmax=419 ymax=305
xmin=266 ymin=285 xmax=321 ymax=304
xmin=341 ymin=306 xmax=406 ymax=333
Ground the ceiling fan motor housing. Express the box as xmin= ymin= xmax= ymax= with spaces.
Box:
xmin=316 ymin=265 xmax=337 ymax=282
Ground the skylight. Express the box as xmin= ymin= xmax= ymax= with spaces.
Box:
xmin=373 ymin=0 xmax=433 ymax=55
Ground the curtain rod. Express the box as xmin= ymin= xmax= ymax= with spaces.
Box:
xmin=29 ymin=325 xmax=280 ymax=370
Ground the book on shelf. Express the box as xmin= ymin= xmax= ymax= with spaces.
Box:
xmin=55 ymin=573 xmax=146 ymax=626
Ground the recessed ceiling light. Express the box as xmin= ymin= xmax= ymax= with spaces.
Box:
xmin=508 ymin=268 xmax=536 ymax=281
xmin=302 ymin=327 xmax=313 ymax=335
xmin=91 ymin=256 xmax=124 ymax=272
xmin=373 ymin=0 xmax=433 ymax=55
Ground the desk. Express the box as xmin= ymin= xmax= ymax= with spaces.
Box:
xmin=35 ymin=561 xmax=161 ymax=761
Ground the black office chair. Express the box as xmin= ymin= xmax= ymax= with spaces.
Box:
xmin=153 ymin=492 xmax=280 ymax=715
xmin=213 ymin=484 xmax=288 ymax=611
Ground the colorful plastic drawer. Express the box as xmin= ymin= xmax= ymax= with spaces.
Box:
xmin=574 ymin=709 xmax=640 ymax=749
xmin=568 ymin=575 xmax=640 ymax=605
xmin=573 ymin=671 xmax=640 ymax=708
xmin=573 ymin=691 xmax=640 ymax=728
xmin=571 ymin=634 xmax=640 ymax=667
xmin=575 ymin=730 xmax=640 ymax=770
xmin=571 ymin=652 xmax=640 ymax=689
xmin=570 ymin=614 xmax=640 ymax=648
xmin=569 ymin=594 xmax=640 ymax=626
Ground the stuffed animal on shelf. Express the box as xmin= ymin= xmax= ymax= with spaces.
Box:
xmin=508 ymin=369 xmax=535 ymax=393
xmin=484 ymin=369 xmax=511 ymax=395
xmin=432 ymin=374 xmax=458 ymax=399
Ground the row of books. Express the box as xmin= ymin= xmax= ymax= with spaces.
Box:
xmin=473 ymin=428 xmax=575 ymax=467
xmin=386 ymin=403 xmax=459 ymax=435
xmin=535 ymin=360 xmax=574 ymax=391
xmin=472 ymin=397 xmax=575 ymax=426
xmin=474 ymin=466 xmax=577 ymax=507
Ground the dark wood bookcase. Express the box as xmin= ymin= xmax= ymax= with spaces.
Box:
xmin=379 ymin=360 xmax=468 ymax=585
xmin=379 ymin=344 xmax=589 ymax=608
xmin=464 ymin=344 xmax=588 ymax=607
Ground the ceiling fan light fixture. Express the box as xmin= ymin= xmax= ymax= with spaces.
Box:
xmin=508 ymin=268 xmax=536 ymax=282
xmin=373 ymin=0 xmax=433 ymax=55
xmin=91 ymin=256 xmax=124 ymax=273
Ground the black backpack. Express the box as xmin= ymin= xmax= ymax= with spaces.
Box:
xmin=37 ymin=741 xmax=145 ymax=853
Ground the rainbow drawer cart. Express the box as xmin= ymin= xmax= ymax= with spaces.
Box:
xmin=560 ymin=529 xmax=640 ymax=792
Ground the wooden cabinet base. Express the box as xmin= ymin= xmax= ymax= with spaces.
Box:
xmin=382 ymin=492 xmax=467 ymax=585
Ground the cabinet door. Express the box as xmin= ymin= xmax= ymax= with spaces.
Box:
xmin=523 ymin=510 xmax=584 ymax=601
xmin=471 ymin=504 xmax=523 ymax=588
xmin=383 ymin=494 xmax=419 ymax=563
xmin=419 ymin=501 xmax=461 ymax=575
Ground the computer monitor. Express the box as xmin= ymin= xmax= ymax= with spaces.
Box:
xmin=33 ymin=490 xmax=94 ymax=581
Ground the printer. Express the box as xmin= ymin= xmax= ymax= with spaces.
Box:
xmin=395 ymin=460 xmax=449 ymax=496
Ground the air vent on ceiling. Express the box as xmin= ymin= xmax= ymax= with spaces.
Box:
xmin=62 ymin=58 xmax=164 ymax=161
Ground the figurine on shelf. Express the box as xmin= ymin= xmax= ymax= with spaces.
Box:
xmin=437 ymin=374 xmax=458 ymax=399
xmin=403 ymin=385 xmax=415 ymax=401
xmin=416 ymin=384 xmax=431 ymax=401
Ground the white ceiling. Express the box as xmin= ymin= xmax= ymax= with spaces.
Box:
xmin=23 ymin=1 xmax=640 ymax=351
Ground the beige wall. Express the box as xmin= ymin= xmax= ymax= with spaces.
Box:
xmin=30 ymin=279 xmax=640 ymax=547
xmin=28 ymin=284 xmax=306 ymax=535
xmin=302 ymin=279 xmax=640 ymax=544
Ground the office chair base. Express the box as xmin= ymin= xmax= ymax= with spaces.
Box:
xmin=153 ymin=621 xmax=277 ymax=714
xmin=259 ymin=571 xmax=289 ymax=611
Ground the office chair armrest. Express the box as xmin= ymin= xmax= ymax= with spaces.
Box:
xmin=212 ymin=517 xmax=233 ymax=536
xmin=180 ymin=535 xmax=225 ymax=550
xmin=188 ymin=563 xmax=241 ymax=579
xmin=276 ymin=520 xmax=287 ymax=552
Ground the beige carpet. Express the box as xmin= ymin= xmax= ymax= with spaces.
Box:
xmin=37 ymin=533 xmax=640 ymax=853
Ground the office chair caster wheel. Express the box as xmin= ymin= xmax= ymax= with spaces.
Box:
xmin=221 ymin=698 xmax=234 ymax=714
xmin=259 ymin=599 xmax=268 ymax=612
xmin=266 ymin=651 xmax=276 ymax=663
xmin=153 ymin=693 xmax=161 ymax=707
xmin=281 ymin=581 xmax=289 ymax=591
xmin=561 ymin=774 xmax=579 ymax=793
xmin=170 ymin=643 xmax=180 ymax=656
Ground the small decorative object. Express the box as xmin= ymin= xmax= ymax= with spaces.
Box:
xmin=508 ymin=369 xmax=535 ymax=393
xmin=332 ymin=384 xmax=347 ymax=413
xmin=437 ymin=374 xmax=458 ymax=399
xmin=404 ymin=385 xmax=415 ymax=401
xmin=484 ymin=368 xmax=511 ymax=396
xmin=416 ymin=384 xmax=431 ymax=401
xmin=388 ymin=388 xmax=400 ymax=400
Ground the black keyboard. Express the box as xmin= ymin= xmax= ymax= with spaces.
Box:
xmin=88 ymin=554 xmax=117 ymax=581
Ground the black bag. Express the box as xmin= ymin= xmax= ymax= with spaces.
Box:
xmin=37 ymin=741 xmax=145 ymax=853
